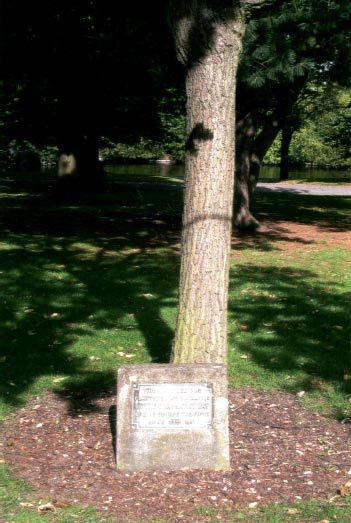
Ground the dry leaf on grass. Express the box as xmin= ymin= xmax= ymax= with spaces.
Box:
xmin=52 ymin=500 xmax=70 ymax=508
xmin=297 ymin=391 xmax=305 ymax=398
xmin=339 ymin=479 xmax=351 ymax=496
xmin=38 ymin=502 xmax=56 ymax=513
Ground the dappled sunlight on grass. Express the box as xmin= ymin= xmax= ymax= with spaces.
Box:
xmin=228 ymin=257 xmax=351 ymax=418
xmin=253 ymin=192 xmax=351 ymax=231
xmin=0 ymin=189 xmax=182 ymax=417
xmin=0 ymin=179 xmax=350 ymax=421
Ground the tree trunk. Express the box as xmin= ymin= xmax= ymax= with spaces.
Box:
xmin=234 ymin=113 xmax=260 ymax=231
xmin=170 ymin=2 xmax=245 ymax=364
xmin=234 ymin=115 xmax=281 ymax=230
xmin=280 ymin=126 xmax=294 ymax=180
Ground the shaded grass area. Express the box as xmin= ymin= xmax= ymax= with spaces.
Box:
xmin=0 ymin=176 xmax=351 ymax=520
xmin=0 ymin=192 xmax=181 ymax=418
xmin=0 ymin=184 xmax=350 ymax=417
xmin=228 ymin=248 xmax=351 ymax=418
xmin=252 ymin=191 xmax=351 ymax=230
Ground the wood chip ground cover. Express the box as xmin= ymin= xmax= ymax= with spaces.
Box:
xmin=2 ymin=388 xmax=351 ymax=521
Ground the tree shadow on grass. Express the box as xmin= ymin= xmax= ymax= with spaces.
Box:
xmin=1 ymin=181 xmax=350 ymax=419
xmin=0 ymin=189 xmax=181 ymax=417
xmin=228 ymin=264 xmax=351 ymax=418
xmin=253 ymin=191 xmax=351 ymax=231
xmin=230 ymin=191 xmax=351 ymax=252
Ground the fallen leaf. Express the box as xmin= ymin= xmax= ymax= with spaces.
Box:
xmin=38 ymin=502 xmax=56 ymax=513
xmin=52 ymin=500 xmax=69 ymax=508
xmin=239 ymin=325 xmax=248 ymax=332
xmin=339 ymin=479 xmax=351 ymax=496
xmin=297 ymin=391 xmax=305 ymax=398
xmin=286 ymin=508 xmax=299 ymax=514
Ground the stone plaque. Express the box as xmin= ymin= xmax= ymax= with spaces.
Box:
xmin=132 ymin=383 xmax=213 ymax=429
xmin=116 ymin=364 xmax=229 ymax=471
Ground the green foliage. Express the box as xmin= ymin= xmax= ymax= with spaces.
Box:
xmin=157 ymin=88 xmax=186 ymax=158
xmin=290 ymin=127 xmax=340 ymax=164
xmin=263 ymin=132 xmax=282 ymax=165
xmin=101 ymin=87 xmax=186 ymax=162
xmin=264 ymin=85 xmax=351 ymax=165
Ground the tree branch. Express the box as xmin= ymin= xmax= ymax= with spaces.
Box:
xmin=243 ymin=0 xmax=287 ymax=11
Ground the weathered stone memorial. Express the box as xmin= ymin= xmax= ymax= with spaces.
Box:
xmin=116 ymin=364 xmax=229 ymax=471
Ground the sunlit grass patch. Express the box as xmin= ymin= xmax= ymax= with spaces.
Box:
xmin=194 ymin=496 xmax=351 ymax=522
xmin=0 ymin=465 xmax=109 ymax=522
xmin=228 ymin=248 xmax=351 ymax=418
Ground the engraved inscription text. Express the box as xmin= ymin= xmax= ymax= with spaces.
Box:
xmin=132 ymin=384 xmax=212 ymax=429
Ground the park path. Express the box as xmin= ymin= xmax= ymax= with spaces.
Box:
xmin=257 ymin=182 xmax=351 ymax=196
xmin=108 ymin=180 xmax=351 ymax=196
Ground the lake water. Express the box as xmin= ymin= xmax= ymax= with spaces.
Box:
xmin=105 ymin=163 xmax=351 ymax=182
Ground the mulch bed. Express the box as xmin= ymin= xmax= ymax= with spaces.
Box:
xmin=233 ymin=221 xmax=351 ymax=253
xmin=2 ymin=387 xmax=351 ymax=521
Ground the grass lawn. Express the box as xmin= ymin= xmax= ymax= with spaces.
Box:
xmin=1 ymin=175 xmax=351 ymax=521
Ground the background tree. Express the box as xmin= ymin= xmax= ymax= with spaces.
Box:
xmin=0 ymin=1 xmax=181 ymax=189
xmin=234 ymin=0 xmax=351 ymax=229
xmin=287 ymin=84 xmax=351 ymax=166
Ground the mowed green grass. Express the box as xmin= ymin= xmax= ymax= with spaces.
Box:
xmin=0 ymin=180 xmax=351 ymax=521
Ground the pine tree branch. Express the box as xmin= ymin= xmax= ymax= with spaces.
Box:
xmin=243 ymin=0 xmax=287 ymax=10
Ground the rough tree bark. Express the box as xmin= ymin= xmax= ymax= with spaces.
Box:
xmin=234 ymin=115 xmax=280 ymax=230
xmin=234 ymin=112 xmax=261 ymax=230
xmin=279 ymin=125 xmax=294 ymax=180
xmin=169 ymin=1 xmax=245 ymax=364
xmin=234 ymin=76 xmax=306 ymax=230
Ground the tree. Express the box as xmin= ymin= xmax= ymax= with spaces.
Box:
xmin=0 ymin=1 xmax=178 ymax=190
xmin=233 ymin=0 xmax=351 ymax=228
xmin=169 ymin=0 xmax=284 ymax=364
xmin=288 ymin=84 xmax=351 ymax=166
